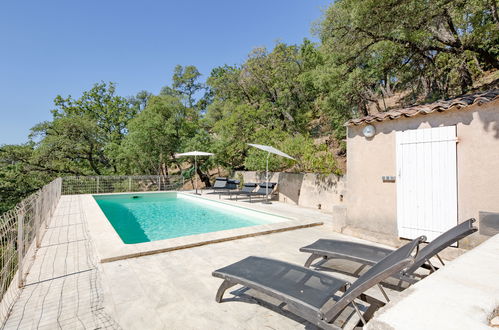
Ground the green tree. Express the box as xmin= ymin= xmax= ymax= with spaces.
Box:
xmin=207 ymin=42 xmax=322 ymax=134
xmin=177 ymin=130 xmax=216 ymax=187
xmin=317 ymin=0 xmax=499 ymax=113
xmin=0 ymin=144 xmax=55 ymax=213
xmin=204 ymin=41 xmax=336 ymax=172
xmin=30 ymin=82 xmax=137 ymax=175
xmin=243 ymin=132 xmax=340 ymax=175
xmin=119 ymin=95 xmax=197 ymax=175
xmin=130 ymin=90 xmax=153 ymax=112
xmin=161 ymin=65 xmax=205 ymax=109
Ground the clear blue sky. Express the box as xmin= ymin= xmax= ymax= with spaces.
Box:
xmin=0 ymin=0 xmax=329 ymax=145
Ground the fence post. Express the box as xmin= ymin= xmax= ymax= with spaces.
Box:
xmin=45 ymin=187 xmax=49 ymax=229
xmin=35 ymin=195 xmax=41 ymax=248
xmin=42 ymin=187 xmax=48 ymax=229
xmin=158 ymin=175 xmax=161 ymax=191
xmin=17 ymin=203 xmax=25 ymax=288
xmin=97 ymin=177 xmax=100 ymax=194
xmin=129 ymin=177 xmax=132 ymax=192
xmin=50 ymin=183 xmax=55 ymax=217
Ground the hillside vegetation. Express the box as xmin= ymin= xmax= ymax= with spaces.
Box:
xmin=1 ymin=0 xmax=498 ymax=213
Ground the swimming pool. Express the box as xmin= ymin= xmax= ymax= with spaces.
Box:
xmin=93 ymin=192 xmax=288 ymax=244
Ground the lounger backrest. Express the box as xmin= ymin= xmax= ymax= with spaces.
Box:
xmin=321 ymin=236 xmax=425 ymax=322
xmin=226 ymin=179 xmax=240 ymax=190
xmin=213 ymin=178 xmax=227 ymax=189
xmin=242 ymin=183 xmax=257 ymax=193
xmin=256 ymin=182 xmax=276 ymax=194
xmin=405 ymin=218 xmax=477 ymax=275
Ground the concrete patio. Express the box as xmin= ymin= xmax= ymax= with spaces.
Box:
xmin=3 ymin=193 xmax=405 ymax=329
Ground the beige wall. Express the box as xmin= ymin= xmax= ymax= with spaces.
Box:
xmin=346 ymin=100 xmax=499 ymax=248
xmin=234 ymin=171 xmax=346 ymax=213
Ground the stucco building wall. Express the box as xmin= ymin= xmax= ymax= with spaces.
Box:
xmin=346 ymin=100 xmax=499 ymax=248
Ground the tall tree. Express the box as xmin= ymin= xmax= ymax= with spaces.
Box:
xmin=317 ymin=0 xmax=499 ymax=114
xmin=0 ymin=144 xmax=55 ymax=213
xmin=170 ymin=65 xmax=205 ymax=109
xmin=30 ymin=82 xmax=137 ymax=175
xmin=119 ymin=95 xmax=197 ymax=175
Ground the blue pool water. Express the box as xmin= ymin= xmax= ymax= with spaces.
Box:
xmin=93 ymin=193 xmax=282 ymax=244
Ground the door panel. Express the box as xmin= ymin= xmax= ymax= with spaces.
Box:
xmin=396 ymin=126 xmax=457 ymax=241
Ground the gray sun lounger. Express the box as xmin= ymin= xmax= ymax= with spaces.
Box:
xmin=212 ymin=178 xmax=239 ymax=191
xmin=211 ymin=178 xmax=239 ymax=198
xmin=230 ymin=183 xmax=257 ymax=200
xmin=212 ymin=177 xmax=228 ymax=191
xmin=238 ymin=182 xmax=277 ymax=201
xmin=226 ymin=179 xmax=240 ymax=190
xmin=213 ymin=237 xmax=423 ymax=329
xmin=300 ymin=218 xmax=477 ymax=284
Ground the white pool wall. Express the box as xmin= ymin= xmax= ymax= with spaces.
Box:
xmin=177 ymin=192 xmax=291 ymax=224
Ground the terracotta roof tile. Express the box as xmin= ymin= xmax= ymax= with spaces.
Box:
xmin=345 ymin=89 xmax=499 ymax=126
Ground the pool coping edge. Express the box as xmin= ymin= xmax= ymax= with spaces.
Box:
xmin=100 ymin=220 xmax=323 ymax=263
xmin=80 ymin=193 xmax=324 ymax=263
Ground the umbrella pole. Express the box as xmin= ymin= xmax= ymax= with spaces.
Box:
xmin=195 ymin=155 xmax=198 ymax=194
xmin=265 ymin=151 xmax=269 ymax=203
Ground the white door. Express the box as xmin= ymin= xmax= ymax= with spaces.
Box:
xmin=396 ymin=126 xmax=458 ymax=241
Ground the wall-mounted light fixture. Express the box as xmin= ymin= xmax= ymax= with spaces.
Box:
xmin=362 ymin=124 xmax=376 ymax=138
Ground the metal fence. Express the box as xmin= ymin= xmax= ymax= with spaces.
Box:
xmin=0 ymin=178 xmax=62 ymax=323
xmin=0 ymin=174 xmax=183 ymax=325
xmin=61 ymin=175 xmax=184 ymax=195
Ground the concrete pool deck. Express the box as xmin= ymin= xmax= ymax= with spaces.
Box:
xmin=4 ymin=193 xmax=399 ymax=329
xmin=5 ymin=192 xmax=489 ymax=330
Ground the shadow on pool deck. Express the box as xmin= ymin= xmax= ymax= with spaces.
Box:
xmin=4 ymin=195 xmax=120 ymax=329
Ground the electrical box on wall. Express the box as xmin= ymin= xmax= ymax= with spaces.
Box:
xmin=382 ymin=176 xmax=396 ymax=182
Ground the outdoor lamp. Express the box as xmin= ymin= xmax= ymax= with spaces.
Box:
xmin=362 ymin=124 xmax=376 ymax=138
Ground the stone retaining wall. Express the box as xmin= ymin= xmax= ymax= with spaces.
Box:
xmin=233 ymin=171 xmax=346 ymax=213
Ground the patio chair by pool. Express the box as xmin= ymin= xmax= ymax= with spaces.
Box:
xmin=213 ymin=237 xmax=423 ymax=329
xmin=211 ymin=177 xmax=240 ymax=198
xmin=300 ymin=218 xmax=477 ymax=284
xmin=230 ymin=183 xmax=257 ymax=200
xmin=226 ymin=179 xmax=240 ymax=190
xmin=238 ymin=182 xmax=277 ymax=201
xmin=212 ymin=177 xmax=228 ymax=191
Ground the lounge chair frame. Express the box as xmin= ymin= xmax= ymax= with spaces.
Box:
xmin=213 ymin=237 xmax=423 ymax=329
xmin=229 ymin=183 xmax=258 ymax=200
xmin=211 ymin=178 xmax=240 ymax=198
xmin=236 ymin=182 xmax=277 ymax=202
xmin=301 ymin=218 xmax=477 ymax=284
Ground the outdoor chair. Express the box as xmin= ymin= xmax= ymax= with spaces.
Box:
xmin=226 ymin=179 xmax=240 ymax=190
xmin=211 ymin=177 xmax=240 ymax=198
xmin=212 ymin=237 xmax=424 ymax=329
xmin=212 ymin=177 xmax=228 ymax=191
xmin=230 ymin=183 xmax=257 ymax=200
xmin=300 ymin=218 xmax=477 ymax=284
xmin=238 ymin=182 xmax=277 ymax=201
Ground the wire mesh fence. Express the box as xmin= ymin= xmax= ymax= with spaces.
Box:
xmin=0 ymin=174 xmax=183 ymax=326
xmin=61 ymin=175 xmax=184 ymax=195
xmin=0 ymin=178 xmax=62 ymax=324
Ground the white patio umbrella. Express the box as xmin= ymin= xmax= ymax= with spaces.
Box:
xmin=175 ymin=151 xmax=214 ymax=194
xmin=248 ymin=144 xmax=295 ymax=203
